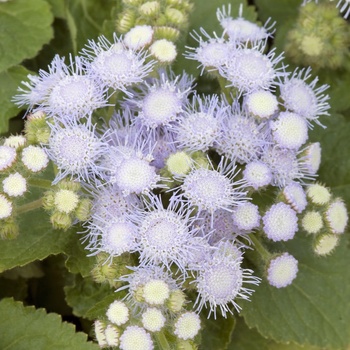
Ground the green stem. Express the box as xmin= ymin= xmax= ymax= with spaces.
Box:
xmin=106 ymin=91 xmax=119 ymax=122
xmin=28 ymin=178 xmax=52 ymax=190
xmin=16 ymin=198 xmax=43 ymax=215
xmin=250 ymin=233 xmax=272 ymax=262
xmin=155 ymin=332 xmax=171 ymax=350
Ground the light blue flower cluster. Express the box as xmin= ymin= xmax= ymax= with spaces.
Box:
xmin=13 ymin=3 xmax=349 ymax=349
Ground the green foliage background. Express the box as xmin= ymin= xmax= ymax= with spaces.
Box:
xmin=0 ymin=0 xmax=349 ymax=349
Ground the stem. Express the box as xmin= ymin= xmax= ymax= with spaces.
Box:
xmin=250 ymin=233 xmax=272 ymax=262
xmin=16 ymin=198 xmax=43 ymax=215
xmin=155 ymin=332 xmax=171 ymax=350
xmin=106 ymin=91 xmax=119 ymax=122
xmin=28 ymin=178 xmax=52 ymax=190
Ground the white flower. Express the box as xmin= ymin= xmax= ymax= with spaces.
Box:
xmin=4 ymin=135 xmax=26 ymax=149
xmin=54 ymin=189 xmax=79 ymax=213
xmin=83 ymin=33 xmax=154 ymax=92
xmin=301 ymin=211 xmax=323 ymax=234
xmin=306 ymin=183 xmax=331 ymax=205
xmin=270 ymin=112 xmax=309 ymax=150
xmin=232 ymin=202 xmax=260 ymax=231
xmin=279 ymin=67 xmax=330 ymax=127
xmin=243 ymin=161 xmax=272 ymax=190
xmin=2 ymin=173 xmax=27 ymax=197
xmin=141 ymin=308 xmax=166 ymax=332
xmin=263 ymin=202 xmax=298 ymax=242
xmin=119 ymin=326 xmax=154 ymax=350
xmin=106 ymin=300 xmax=130 ymax=326
xmin=217 ymin=4 xmax=274 ymax=42
xmin=282 ymin=182 xmax=307 ymax=213
xmin=174 ymin=312 xmax=201 ymax=340
xmin=244 ymin=90 xmax=278 ymax=119
xmin=150 ymin=39 xmax=177 ymax=63
xmin=143 ymin=279 xmax=170 ymax=306
xmin=21 ymin=145 xmax=49 ymax=172
xmin=0 ymin=145 xmax=16 ymax=171
xmin=267 ymin=253 xmax=298 ymax=288
xmin=124 ymin=25 xmax=154 ymax=50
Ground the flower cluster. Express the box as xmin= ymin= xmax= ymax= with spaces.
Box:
xmin=10 ymin=1 xmax=348 ymax=349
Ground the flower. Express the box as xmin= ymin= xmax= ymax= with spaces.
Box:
xmin=150 ymin=39 xmax=177 ymax=63
xmin=0 ymin=194 xmax=12 ymax=219
xmin=124 ymin=25 xmax=154 ymax=50
xmin=82 ymin=33 xmax=154 ymax=93
xmin=217 ymin=4 xmax=274 ymax=42
xmin=281 ymin=182 xmax=307 ymax=214
xmin=301 ymin=211 xmax=323 ymax=234
xmin=267 ymin=252 xmax=298 ymax=288
xmin=141 ymin=308 xmax=166 ymax=332
xmin=119 ymin=326 xmax=154 ymax=350
xmin=174 ymin=312 xmax=201 ymax=340
xmin=263 ymin=202 xmax=298 ymax=242
xmin=0 ymin=146 xmax=16 ymax=171
xmin=2 ymin=173 xmax=27 ymax=197
xmin=106 ymin=300 xmax=130 ymax=326
xmin=46 ymin=119 xmax=107 ymax=184
xmin=21 ymin=145 xmax=49 ymax=173
xmin=325 ymin=199 xmax=348 ymax=234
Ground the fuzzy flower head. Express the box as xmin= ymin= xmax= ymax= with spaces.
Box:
xmin=2 ymin=173 xmax=27 ymax=197
xmin=185 ymin=29 xmax=231 ymax=74
xmin=263 ymin=202 xmax=298 ymax=242
xmin=232 ymin=202 xmax=261 ymax=232
xmin=217 ymin=4 xmax=275 ymax=42
xmin=176 ymin=157 xmax=248 ymax=218
xmin=281 ymin=182 xmax=307 ymax=214
xmin=174 ymin=312 xmax=201 ymax=340
xmin=243 ymin=161 xmax=272 ymax=190
xmin=220 ymin=41 xmax=286 ymax=94
xmin=21 ymin=145 xmax=49 ymax=173
xmin=216 ymin=101 xmax=268 ymax=163
xmin=306 ymin=183 xmax=331 ymax=205
xmin=127 ymin=70 xmax=194 ymax=129
xmin=16 ymin=55 xmax=108 ymax=118
xmin=267 ymin=253 xmax=298 ymax=288
xmin=119 ymin=326 xmax=154 ymax=350
xmin=300 ymin=142 xmax=321 ymax=175
xmin=142 ymin=308 xmax=166 ymax=332
xmin=0 ymin=146 xmax=17 ymax=171
xmin=4 ymin=135 xmax=26 ymax=149
xmin=301 ymin=210 xmax=323 ymax=234
xmin=314 ymin=233 xmax=340 ymax=256
xmin=150 ymin=39 xmax=177 ymax=63
xmin=130 ymin=195 xmax=201 ymax=272
xmin=270 ymin=111 xmax=309 ymax=150
xmin=124 ymin=25 xmax=154 ymax=50
xmin=46 ymin=120 xmax=107 ymax=184
xmin=82 ymin=33 xmax=154 ymax=93
xmin=173 ymin=94 xmax=225 ymax=152
xmin=279 ymin=68 xmax=330 ymax=127
xmin=194 ymin=251 xmax=259 ymax=318
xmin=106 ymin=300 xmax=130 ymax=326
xmin=244 ymin=90 xmax=279 ymax=120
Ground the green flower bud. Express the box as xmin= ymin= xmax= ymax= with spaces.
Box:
xmin=75 ymin=198 xmax=92 ymax=222
xmin=57 ymin=179 xmax=81 ymax=192
xmin=301 ymin=210 xmax=323 ymax=234
xmin=24 ymin=111 xmax=51 ymax=144
xmin=0 ymin=220 xmax=19 ymax=240
xmin=42 ymin=190 xmax=55 ymax=211
xmin=313 ymin=233 xmax=339 ymax=256
xmin=176 ymin=340 xmax=198 ymax=350
xmin=165 ymin=7 xmax=186 ymax=26
xmin=166 ymin=289 xmax=186 ymax=313
xmin=285 ymin=2 xmax=350 ymax=70
xmin=116 ymin=9 xmax=136 ymax=33
xmin=166 ymin=151 xmax=193 ymax=176
xmin=154 ymin=26 xmax=180 ymax=41
xmin=50 ymin=211 xmax=73 ymax=231
xmin=139 ymin=1 xmax=160 ymax=17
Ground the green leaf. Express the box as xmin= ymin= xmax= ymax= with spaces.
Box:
xmin=241 ymin=233 xmax=350 ymax=349
xmin=200 ymin=313 xmax=236 ymax=350
xmin=0 ymin=298 xmax=98 ymax=350
xmin=228 ymin=317 xmax=270 ymax=350
xmin=0 ymin=0 xmax=54 ymax=73
xmin=0 ymin=65 xmax=32 ymax=134
xmin=65 ymin=274 xmax=113 ymax=319
xmin=309 ymin=114 xmax=350 ymax=201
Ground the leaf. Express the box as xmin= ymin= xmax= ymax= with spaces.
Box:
xmin=241 ymin=233 xmax=350 ymax=349
xmin=200 ymin=313 xmax=236 ymax=350
xmin=0 ymin=298 xmax=98 ymax=350
xmin=228 ymin=317 xmax=270 ymax=350
xmin=84 ymin=293 xmax=122 ymax=320
xmin=0 ymin=0 xmax=54 ymax=73
xmin=309 ymin=114 xmax=350 ymax=201
xmin=65 ymin=274 xmax=113 ymax=319
xmin=0 ymin=65 xmax=32 ymax=134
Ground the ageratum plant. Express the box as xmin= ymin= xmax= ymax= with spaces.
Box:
xmin=0 ymin=1 xmax=349 ymax=350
